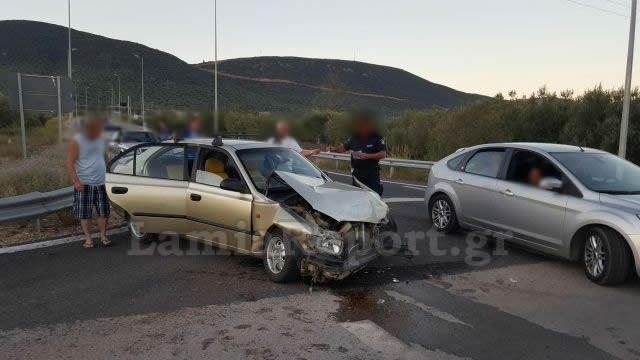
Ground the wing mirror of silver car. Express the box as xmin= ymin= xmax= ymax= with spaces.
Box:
xmin=539 ymin=177 xmax=563 ymax=191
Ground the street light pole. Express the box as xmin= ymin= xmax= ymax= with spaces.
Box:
xmin=619 ymin=0 xmax=637 ymax=158
xmin=68 ymin=0 xmax=72 ymax=80
xmin=114 ymin=74 xmax=121 ymax=119
xmin=213 ymin=0 xmax=219 ymax=134
xmin=142 ymin=57 xmax=145 ymax=128
xmin=85 ymin=87 xmax=88 ymax=115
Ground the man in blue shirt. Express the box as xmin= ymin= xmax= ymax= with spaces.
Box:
xmin=327 ymin=113 xmax=387 ymax=195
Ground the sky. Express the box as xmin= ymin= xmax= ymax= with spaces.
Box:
xmin=1 ymin=0 xmax=637 ymax=96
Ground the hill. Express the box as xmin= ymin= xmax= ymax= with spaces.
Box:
xmin=0 ymin=20 xmax=486 ymax=115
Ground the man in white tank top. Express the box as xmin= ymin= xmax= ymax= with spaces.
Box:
xmin=267 ymin=120 xmax=321 ymax=157
xmin=66 ymin=117 xmax=112 ymax=248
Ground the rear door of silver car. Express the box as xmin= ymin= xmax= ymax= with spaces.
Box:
xmin=451 ymin=148 xmax=507 ymax=230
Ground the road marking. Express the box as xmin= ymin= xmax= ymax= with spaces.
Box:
xmin=384 ymin=197 xmax=425 ymax=203
xmin=341 ymin=320 xmax=468 ymax=359
xmin=386 ymin=290 xmax=473 ymax=328
xmin=324 ymin=171 xmax=427 ymax=188
xmin=0 ymin=227 xmax=127 ymax=255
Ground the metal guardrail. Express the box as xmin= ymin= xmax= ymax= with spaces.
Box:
xmin=0 ymin=186 xmax=74 ymax=231
xmin=313 ymin=152 xmax=434 ymax=176
xmin=0 ymin=153 xmax=434 ymax=228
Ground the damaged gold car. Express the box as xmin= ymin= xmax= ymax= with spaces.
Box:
xmin=106 ymin=138 xmax=392 ymax=282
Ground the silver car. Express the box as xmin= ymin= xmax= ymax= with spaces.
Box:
xmin=425 ymin=143 xmax=640 ymax=285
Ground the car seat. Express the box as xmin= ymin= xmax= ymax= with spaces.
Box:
xmin=205 ymin=158 xmax=229 ymax=180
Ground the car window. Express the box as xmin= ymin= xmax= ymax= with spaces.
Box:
xmin=447 ymin=153 xmax=467 ymax=171
xmin=109 ymin=150 xmax=134 ymax=175
xmin=552 ymin=152 xmax=640 ymax=194
xmin=236 ymin=147 xmax=324 ymax=193
xmin=464 ymin=150 xmax=505 ymax=178
xmin=121 ymin=131 xmax=156 ymax=143
xmin=134 ymin=146 xmax=186 ymax=181
xmin=506 ymin=150 xmax=562 ymax=188
xmin=195 ymin=149 xmax=242 ymax=187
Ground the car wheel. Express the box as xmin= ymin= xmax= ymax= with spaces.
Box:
xmin=583 ymin=227 xmax=631 ymax=286
xmin=429 ymin=194 xmax=458 ymax=234
xmin=263 ymin=229 xmax=299 ymax=283
xmin=128 ymin=215 xmax=155 ymax=244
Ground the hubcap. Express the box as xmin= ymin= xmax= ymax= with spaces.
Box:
xmin=584 ymin=234 xmax=606 ymax=278
xmin=432 ymin=200 xmax=451 ymax=229
xmin=266 ymin=236 xmax=286 ymax=274
xmin=129 ymin=219 xmax=146 ymax=238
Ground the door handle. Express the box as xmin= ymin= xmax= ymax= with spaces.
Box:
xmin=503 ymin=189 xmax=515 ymax=197
xmin=111 ymin=187 xmax=128 ymax=194
xmin=455 ymin=179 xmax=465 ymax=185
xmin=190 ymin=193 xmax=202 ymax=202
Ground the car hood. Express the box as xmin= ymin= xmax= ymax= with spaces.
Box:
xmin=274 ymin=171 xmax=388 ymax=223
xmin=599 ymin=193 xmax=640 ymax=212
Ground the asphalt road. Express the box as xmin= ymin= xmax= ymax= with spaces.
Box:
xmin=1 ymin=172 xmax=639 ymax=359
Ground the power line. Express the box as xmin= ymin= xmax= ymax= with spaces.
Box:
xmin=566 ymin=0 xmax=629 ymax=17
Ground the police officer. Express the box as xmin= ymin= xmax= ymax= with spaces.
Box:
xmin=327 ymin=113 xmax=386 ymax=195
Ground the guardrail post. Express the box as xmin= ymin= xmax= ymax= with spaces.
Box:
xmin=389 ymin=166 xmax=395 ymax=178
xmin=335 ymin=159 xmax=339 ymax=170
xmin=31 ymin=218 xmax=41 ymax=232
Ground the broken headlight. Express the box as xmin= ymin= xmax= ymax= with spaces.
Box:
xmin=313 ymin=234 xmax=343 ymax=256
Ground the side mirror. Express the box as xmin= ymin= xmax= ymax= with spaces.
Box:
xmin=539 ymin=177 xmax=563 ymax=191
xmin=220 ymin=178 xmax=246 ymax=193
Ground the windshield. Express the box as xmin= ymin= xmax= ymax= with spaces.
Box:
xmin=551 ymin=152 xmax=640 ymax=194
xmin=121 ymin=131 xmax=156 ymax=143
xmin=236 ymin=147 xmax=324 ymax=193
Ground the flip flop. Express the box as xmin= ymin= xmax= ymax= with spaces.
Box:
xmin=100 ymin=239 xmax=113 ymax=247
xmin=83 ymin=242 xmax=94 ymax=249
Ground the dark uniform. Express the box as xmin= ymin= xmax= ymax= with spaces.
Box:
xmin=344 ymin=132 xmax=386 ymax=195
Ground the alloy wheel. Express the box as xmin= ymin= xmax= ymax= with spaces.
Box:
xmin=432 ymin=199 xmax=451 ymax=230
xmin=584 ymin=234 xmax=606 ymax=278
xmin=266 ymin=236 xmax=286 ymax=274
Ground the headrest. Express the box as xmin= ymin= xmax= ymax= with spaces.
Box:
xmin=205 ymin=158 xmax=225 ymax=173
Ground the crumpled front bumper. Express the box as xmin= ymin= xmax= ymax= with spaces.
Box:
xmin=301 ymin=250 xmax=379 ymax=281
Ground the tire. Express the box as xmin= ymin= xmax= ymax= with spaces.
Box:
xmin=429 ymin=194 xmax=458 ymax=234
xmin=263 ymin=229 xmax=300 ymax=283
xmin=582 ymin=227 xmax=631 ymax=286
xmin=128 ymin=215 xmax=155 ymax=244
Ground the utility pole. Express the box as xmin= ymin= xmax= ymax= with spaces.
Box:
xmin=134 ymin=54 xmax=145 ymax=128
xmin=142 ymin=56 xmax=145 ymax=128
xmin=213 ymin=0 xmax=219 ymax=134
xmin=619 ymin=0 xmax=637 ymax=158
xmin=68 ymin=0 xmax=73 ymax=121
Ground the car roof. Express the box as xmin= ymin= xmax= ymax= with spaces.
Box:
xmin=174 ymin=138 xmax=277 ymax=151
xmin=473 ymin=142 xmax=606 ymax=154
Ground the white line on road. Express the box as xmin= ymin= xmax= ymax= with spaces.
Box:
xmin=341 ymin=320 xmax=469 ymax=360
xmin=386 ymin=290 xmax=473 ymax=328
xmin=0 ymin=227 xmax=128 ymax=255
xmin=384 ymin=197 xmax=425 ymax=203
xmin=324 ymin=171 xmax=427 ymax=188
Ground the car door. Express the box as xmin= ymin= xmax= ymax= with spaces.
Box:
xmin=107 ymin=144 xmax=190 ymax=235
xmin=186 ymin=147 xmax=254 ymax=253
xmin=493 ymin=149 xmax=569 ymax=249
xmin=451 ymin=148 xmax=507 ymax=230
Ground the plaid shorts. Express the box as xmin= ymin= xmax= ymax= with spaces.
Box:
xmin=73 ymin=185 xmax=110 ymax=220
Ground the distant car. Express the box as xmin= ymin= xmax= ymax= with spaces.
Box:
xmin=103 ymin=124 xmax=123 ymax=142
xmin=108 ymin=130 xmax=158 ymax=154
xmin=425 ymin=143 xmax=640 ymax=286
xmin=106 ymin=138 xmax=391 ymax=282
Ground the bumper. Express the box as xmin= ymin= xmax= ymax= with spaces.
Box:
xmin=301 ymin=250 xmax=379 ymax=281
xmin=626 ymin=234 xmax=640 ymax=277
